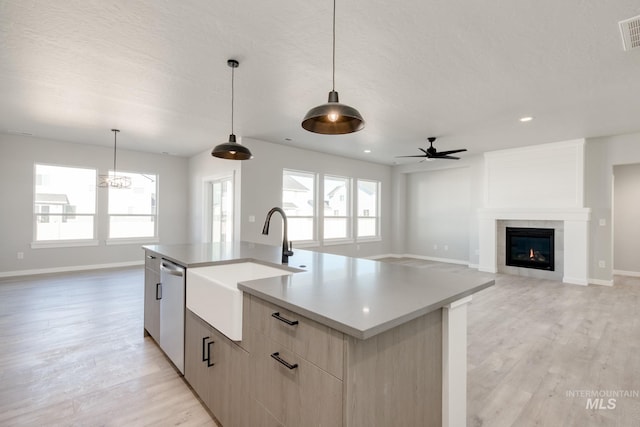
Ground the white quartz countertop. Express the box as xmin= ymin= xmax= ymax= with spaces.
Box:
xmin=143 ymin=242 xmax=494 ymax=339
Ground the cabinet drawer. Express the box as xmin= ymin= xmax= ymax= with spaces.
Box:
xmin=250 ymin=329 xmax=343 ymax=427
xmin=249 ymin=296 xmax=344 ymax=379
xmin=144 ymin=251 xmax=161 ymax=272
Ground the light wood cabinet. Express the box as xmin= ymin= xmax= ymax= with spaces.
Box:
xmin=185 ymin=309 xmax=249 ymax=427
xmin=182 ymin=291 xmax=444 ymax=427
xmin=249 ymin=328 xmax=343 ymax=427
xmin=249 ymin=297 xmax=344 ymax=379
xmin=143 ymin=251 xmax=161 ymax=341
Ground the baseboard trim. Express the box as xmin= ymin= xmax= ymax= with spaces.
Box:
xmin=613 ymin=269 xmax=640 ymax=278
xmin=0 ymin=261 xmax=144 ymax=279
xmin=562 ymin=276 xmax=589 ymax=286
xmin=589 ymin=278 xmax=614 ymax=286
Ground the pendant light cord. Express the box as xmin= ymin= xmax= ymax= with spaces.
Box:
xmin=231 ymin=64 xmax=235 ymax=135
xmin=112 ymin=129 xmax=119 ymax=177
xmin=332 ymin=0 xmax=336 ymax=91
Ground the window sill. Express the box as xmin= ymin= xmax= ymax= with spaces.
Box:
xmin=106 ymin=237 xmax=160 ymax=246
xmin=356 ymin=236 xmax=382 ymax=243
xmin=323 ymin=238 xmax=355 ymax=246
xmin=291 ymin=240 xmax=319 ymax=249
xmin=31 ymin=240 xmax=99 ymax=249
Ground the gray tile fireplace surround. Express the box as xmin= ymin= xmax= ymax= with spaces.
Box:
xmin=497 ymin=220 xmax=564 ymax=281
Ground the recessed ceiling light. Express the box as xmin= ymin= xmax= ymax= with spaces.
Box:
xmin=284 ymin=138 xmax=292 ymax=142
xmin=364 ymin=149 xmax=371 ymax=153
xmin=519 ymin=116 xmax=534 ymax=122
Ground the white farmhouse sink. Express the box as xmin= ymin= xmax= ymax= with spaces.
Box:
xmin=186 ymin=262 xmax=294 ymax=341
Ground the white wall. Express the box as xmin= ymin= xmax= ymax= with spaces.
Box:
xmin=405 ymin=167 xmax=471 ymax=262
xmin=0 ymin=134 xmax=188 ymax=275
xmin=613 ymin=163 xmax=640 ymax=273
xmin=585 ymin=132 xmax=640 ymax=281
xmin=392 ymin=155 xmax=484 ymax=265
xmin=211 ymin=138 xmax=393 ymax=258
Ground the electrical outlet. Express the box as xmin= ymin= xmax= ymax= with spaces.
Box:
xmin=248 ymin=215 xmax=255 ymax=223
xmin=598 ymin=260 xmax=606 ymax=268
xmin=599 ymin=218 xmax=606 ymax=226
xmin=17 ymin=252 xmax=24 ymax=260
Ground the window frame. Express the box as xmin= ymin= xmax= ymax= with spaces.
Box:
xmin=106 ymin=170 xmax=159 ymax=244
xmin=355 ymin=179 xmax=381 ymax=241
xmin=282 ymin=169 xmax=318 ymax=247
xmin=322 ymin=174 xmax=353 ymax=244
xmin=32 ymin=163 xmax=99 ymax=248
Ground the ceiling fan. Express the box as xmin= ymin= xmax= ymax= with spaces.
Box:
xmin=396 ymin=137 xmax=467 ymax=161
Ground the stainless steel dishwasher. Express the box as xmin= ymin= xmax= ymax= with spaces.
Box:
xmin=159 ymin=259 xmax=185 ymax=374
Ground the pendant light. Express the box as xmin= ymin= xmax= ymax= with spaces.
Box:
xmin=212 ymin=59 xmax=253 ymax=160
xmin=98 ymin=129 xmax=131 ymax=189
xmin=302 ymin=0 xmax=365 ymax=135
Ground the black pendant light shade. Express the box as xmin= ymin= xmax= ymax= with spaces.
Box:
xmin=302 ymin=90 xmax=365 ymax=134
xmin=212 ymin=59 xmax=253 ymax=160
xmin=211 ymin=134 xmax=252 ymax=160
xmin=302 ymin=0 xmax=364 ymax=135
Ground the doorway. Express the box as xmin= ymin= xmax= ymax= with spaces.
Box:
xmin=209 ymin=176 xmax=234 ymax=243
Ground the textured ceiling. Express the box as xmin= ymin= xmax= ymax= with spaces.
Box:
xmin=1 ymin=0 xmax=640 ymax=164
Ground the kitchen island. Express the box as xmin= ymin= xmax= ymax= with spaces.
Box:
xmin=143 ymin=242 xmax=494 ymax=427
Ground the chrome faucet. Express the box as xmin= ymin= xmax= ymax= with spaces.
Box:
xmin=262 ymin=207 xmax=294 ymax=264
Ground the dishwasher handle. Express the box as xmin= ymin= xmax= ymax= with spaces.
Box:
xmin=161 ymin=261 xmax=184 ymax=277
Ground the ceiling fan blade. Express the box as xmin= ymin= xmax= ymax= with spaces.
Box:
xmin=395 ymin=154 xmax=427 ymax=158
xmin=419 ymin=147 xmax=428 ymax=154
xmin=437 ymin=155 xmax=461 ymax=160
xmin=436 ymin=148 xmax=467 ymax=156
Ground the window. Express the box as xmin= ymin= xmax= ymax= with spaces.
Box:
xmin=324 ymin=175 xmax=351 ymax=240
xmin=357 ymin=179 xmax=380 ymax=238
xmin=108 ymin=172 xmax=157 ymax=239
xmin=34 ymin=164 xmax=97 ymax=241
xmin=282 ymin=170 xmax=315 ymax=242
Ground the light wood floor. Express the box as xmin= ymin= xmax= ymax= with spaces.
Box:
xmin=381 ymin=258 xmax=640 ymax=427
xmin=0 ymin=268 xmax=217 ymax=427
xmin=1 ymin=263 xmax=639 ymax=426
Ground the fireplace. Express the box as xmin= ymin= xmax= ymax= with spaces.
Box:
xmin=506 ymin=227 xmax=554 ymax=271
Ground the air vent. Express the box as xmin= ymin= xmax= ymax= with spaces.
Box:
xmin=619 ymin=15 xmax=640 ymax=51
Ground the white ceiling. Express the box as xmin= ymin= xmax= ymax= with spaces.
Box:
xmin=1 ymin=0 xmax=640 ymax=165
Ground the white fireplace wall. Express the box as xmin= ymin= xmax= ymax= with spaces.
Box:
xmin=478 ymin=139 xmax=590 ymax=285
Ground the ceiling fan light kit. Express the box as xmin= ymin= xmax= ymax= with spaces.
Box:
xmin=302 ymin=0 xmax=365 ymax=135
xmin=212 ymin=59 xmax=253 ymax=160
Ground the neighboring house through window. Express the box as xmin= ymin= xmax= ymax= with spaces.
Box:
xmin=356 ymin=179 xmax=380 ymax=238
xmin=324 ymin=175 xmax=351 ymax=240
xmin=282 ymin=170 xmax=316 ymax=242
xmin=34 ymin=164 xmax=97 ymax=242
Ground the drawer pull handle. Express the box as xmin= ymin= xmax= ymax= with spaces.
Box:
xmin=271 ymin=312 xmax=299 ymax=326
xmin=206 ymin=340 xmax=215 ymax=367
xmin=271 ymin=352 xmax=298 ymax=370
xmin=155 ymin=283 xmax=162 ymax=300
xmin=147 ymin=255 xmax=156 ymax=259
xmin=202 ymin=337 xmax=215 ymax=367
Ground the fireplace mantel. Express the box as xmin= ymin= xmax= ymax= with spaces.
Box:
xmin=478 ymin=208 xmax=591 ymax=285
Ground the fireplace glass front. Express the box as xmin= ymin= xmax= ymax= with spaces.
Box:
xmin=506 ymin=227 xmax=554 ymax=271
